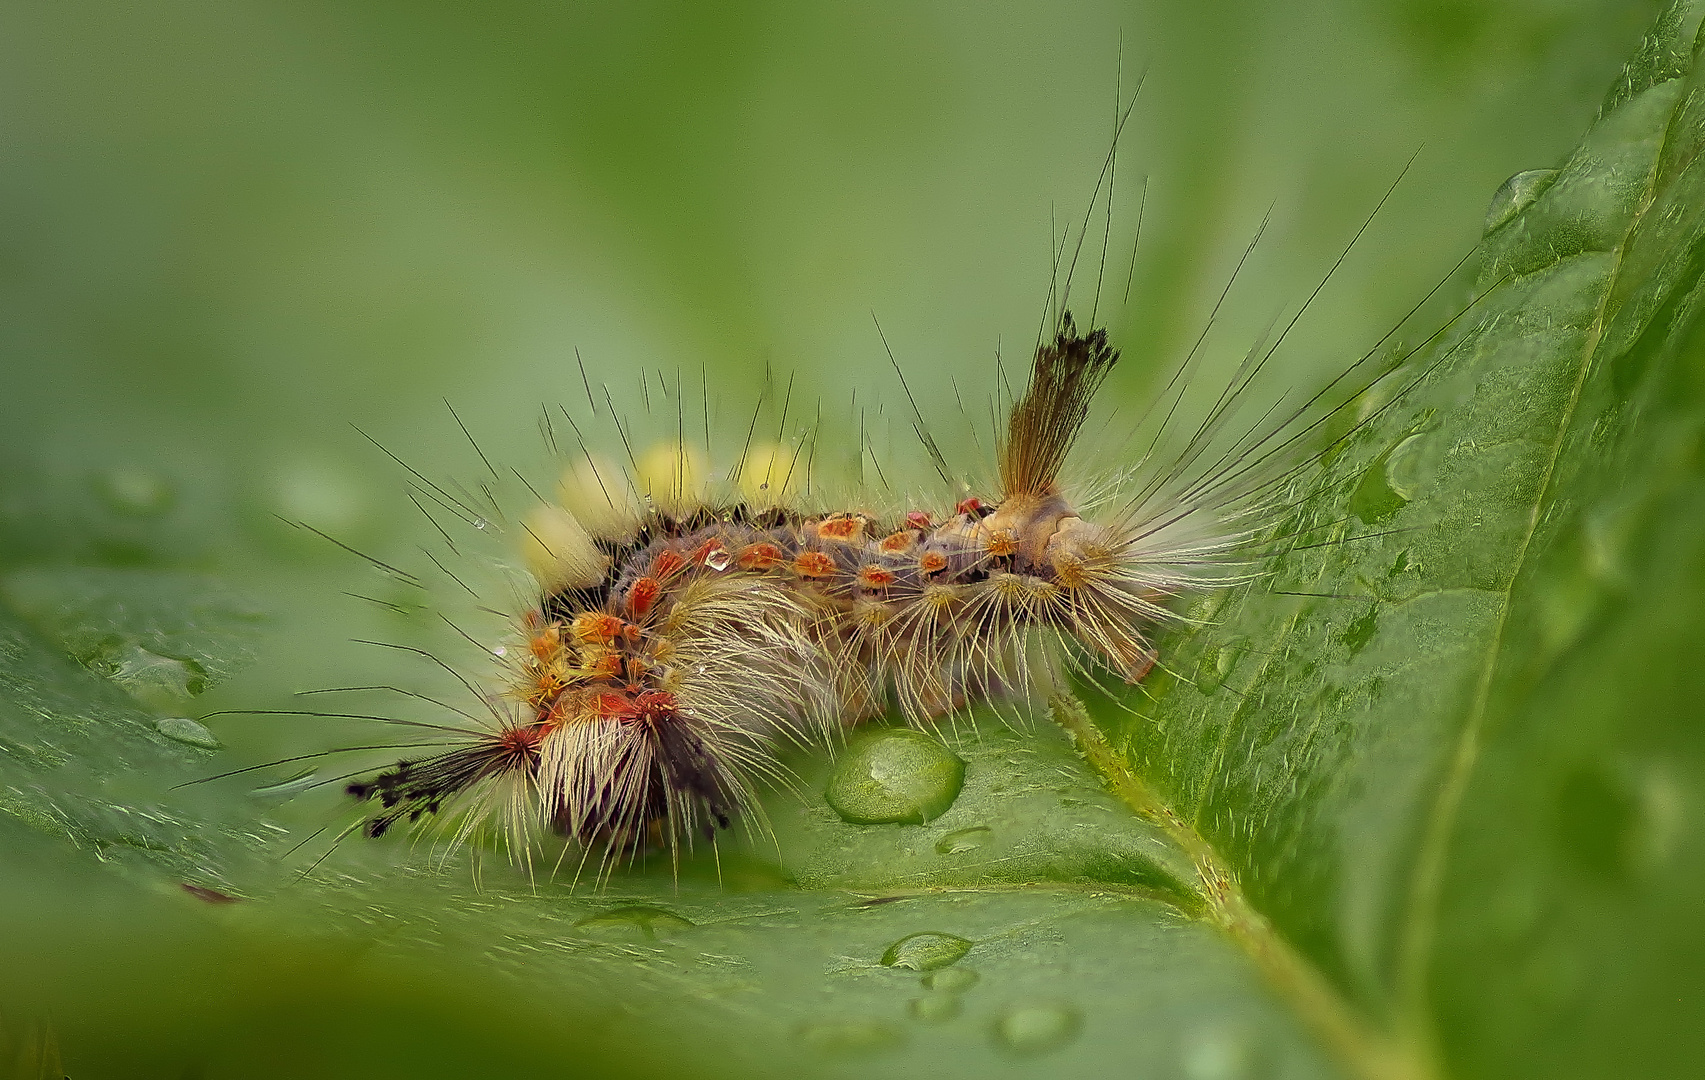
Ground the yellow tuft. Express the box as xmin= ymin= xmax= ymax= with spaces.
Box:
xmin=635 ymin=441 xmax=710 ymax=518
xmin=520 ymin=504 xmax=610 ymax=592
xmin=737 ymin=442 xmax=800 ymax=506
xmin=557 ymin=455 xmax=642 ymax=540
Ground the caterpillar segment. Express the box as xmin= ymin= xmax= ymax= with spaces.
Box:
xmin=349 ymin=313 xmax=1207 ymax=861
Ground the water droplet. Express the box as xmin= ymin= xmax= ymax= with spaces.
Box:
xmin=572 ymin=905 xmax=694 ymax=942
xmin=705 ymin=547 xmax=732 ymax=571
xmin=155 ymin=717 xmax=220 ymax=750
xmin=1350 ymin=434 xmax=1425 ymax=525
xmin=908 ymin=994 xmax=961 ymax=1023
xmin=1484 ymin=168 xmax=1558 ymax=235
xmin=935 ymin=825 xmax=992 ymax=855
xmin=922 ymin=967 xmax=979 ymax=993
xmin=798 ymin=1020 xmax=905 ymax=1056
xmin=110 ymin=645 xmax=202 ymax=704
xmin=472 ymin=518 xmax=490 ymax=531
xmin=96 ymin=467 xmax=173 ymax=517
xmin=880 ymin=931 xmax=972 ymax=971
xmin=1195 ymin=639 xmax=1243 ymax=695
xmin=993 ymin=1003 xmax=1080 ymax=1056
xmin=824 ymin=728 xmax=965 ymax=825
xmin=491 ymin=645 xmax=508 ymax=657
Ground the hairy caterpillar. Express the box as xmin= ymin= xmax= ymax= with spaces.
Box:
xmin=240 ymin=107 xmax=1475 ymax=881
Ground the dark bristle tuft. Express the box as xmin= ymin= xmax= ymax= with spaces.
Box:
xmin=1000 ymin=310 xmax=1119 ymax=498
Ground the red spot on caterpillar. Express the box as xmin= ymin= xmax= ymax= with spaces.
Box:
xmin=858 ymin=566 xmax=896 ymax=589
xmin=919 ymin=551 xmax=949 ymax=574
xmin=571 ymin=612 xmax=623 ymax=645
xmin=955 ymin=497 xmax=983 ymax=515
xmin=816 ymin=513 xmax=865 ymax=541
xmin=738 ymin=543 xmax=783 ymax=570
xmin=592 ymin=690 xmax=634 ymax=719
xmin=795 ymin=551 xmax=837 ymax=578
xmin=632 ymin=690 xmax=679 ymax=721
xmin=591 ymin=689 xmax=679 ymax=723
xmin=906 ymin=511 xmax=933 ymax=529
xmin=652 ymin=549 xmax=687 ymax=579
xmin=627 ymin=577 xmax=661 ymax=617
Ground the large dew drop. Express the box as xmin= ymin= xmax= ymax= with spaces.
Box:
xmin=824 ymin=728 xmax=965 ymax=825
xmin=572 ymin=905 xmax=694 ymax=942
xmin=880 ymin=931 xmax=972 ymax=971
xmin=154 ymin=716 xmax=220 ymax=750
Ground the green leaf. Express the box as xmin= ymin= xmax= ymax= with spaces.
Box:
xmin=4 ymin=4 xmax=1702 ymax=1080
xmin=1113 ymin=4 xmax=1705 ymax=1078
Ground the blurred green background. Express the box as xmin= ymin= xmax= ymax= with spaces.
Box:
xmin=0 ymin=1 xmax=1667 ymax=1077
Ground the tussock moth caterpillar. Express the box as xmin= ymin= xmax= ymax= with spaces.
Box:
xmin=214 ymin=97 xmax=1484 ymax=884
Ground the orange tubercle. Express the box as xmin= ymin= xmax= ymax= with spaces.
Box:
xmin=794 ymin=550 xmax=837 ymax=578
xmin=651 ymin=549 xmax=687 ymax=579
xmin=878 ymin=530 xmax=917 ymax=554
xmin=570 ymin=612 xmax=623 ymax=645
xmin=738 ymin=542 xmax=783 ymax=570
xmin=626 ymin=576 xmax=662 ymax=617
xmin=857 ymin=565 xmax=896 ymax=589
xmin=528 ymin=625 xmax=562 ymax=661
xmin=816 ymin=514 xmax=866 ymax=541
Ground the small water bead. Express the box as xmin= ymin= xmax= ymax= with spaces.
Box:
xmin=993 ymin=1003 xmax=1081 ymax=1056
xmin=1350 ymin=433 xmax=1427 ymax=526
xmin=111 ymin=645 xmax=202 ymax=704
xmin=1484 ymin=168 xmax=1559 ymax=235
xmin=797 ymin=1020 xmax=905 ymax=1056
xmin=824 ymin=728 xmax=965 ymax=825
xmin=934 ymin=825 xmax=992 ymax=855
xmin=572 ymin=905 xmax=694 ymax=942
xmin=154 ymin=716 xmax=221 ymax=750
xmin=880 ymin=932 xmax=972 ymax=972
xmin=922 ymin=967 xmax=979 ymax=993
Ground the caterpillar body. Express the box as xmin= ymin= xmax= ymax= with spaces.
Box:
xmin=342 ymin=308 xmax=1264 ymax=867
